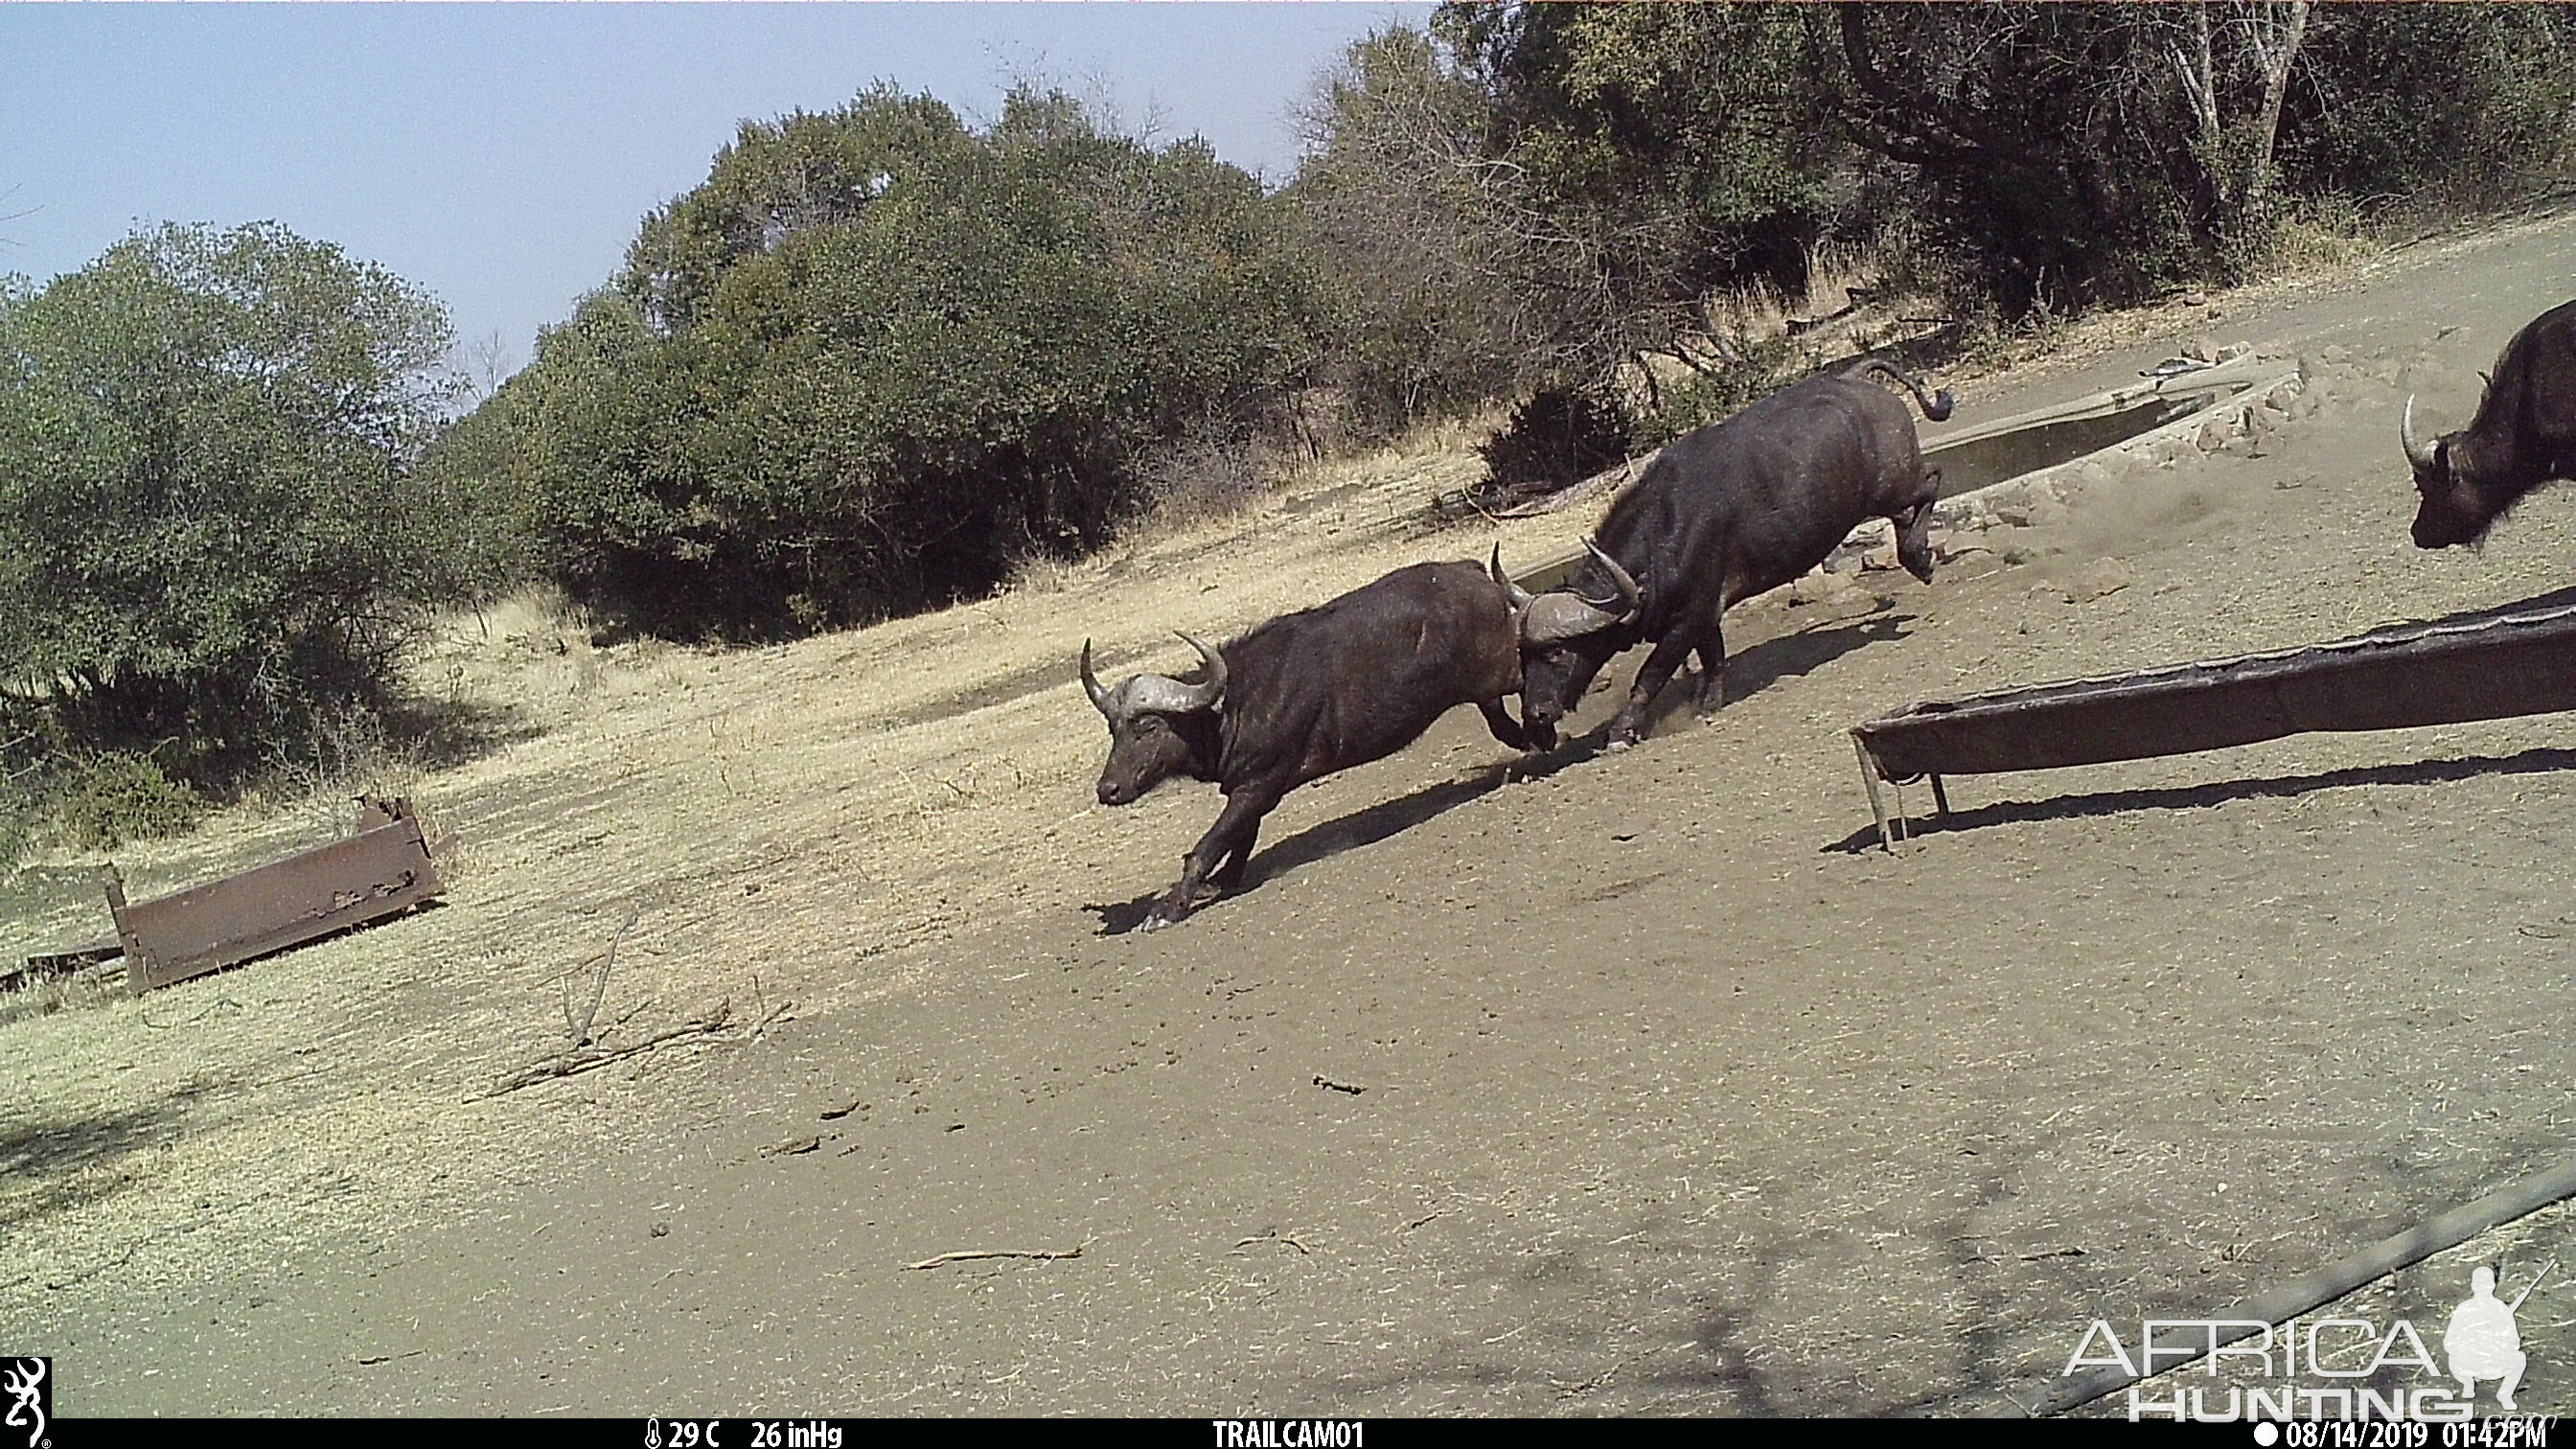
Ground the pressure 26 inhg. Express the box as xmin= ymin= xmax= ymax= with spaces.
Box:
xmin=644 ymin=1422 xmax=841 ymax=1449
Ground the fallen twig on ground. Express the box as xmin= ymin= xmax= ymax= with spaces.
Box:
xmin=1234 ymin=1230 xmax=1311 ymax=1254
xmin=562 ymin=908 xmax=636 ymax=1048
xmin=482 ymin=1000 xmax=736 ymax=1097
xmin=905 ymin=1243 xmax=1086 ymax=1270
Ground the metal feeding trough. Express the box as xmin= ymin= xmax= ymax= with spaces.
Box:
xmin=1504 ymin=352 xmax=2299 ymax=596
xmin=13 ymin=794 xmax=447 ymax=994
xmin=1849 ymin=600 xmax=2576 ymax=849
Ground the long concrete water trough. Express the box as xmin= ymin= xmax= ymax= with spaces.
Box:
xmin=1848 ymin=599 xmax=2576 ymax=850
xmin=1506 ymin=351 xmax=2301 ymax=595
xmin=1914 ymin=350 xmax=2293 ymax=502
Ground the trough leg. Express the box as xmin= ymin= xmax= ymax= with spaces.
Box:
xmin=1930 ymin=774 xmax=1951 ymax=816
xmin=1855 ymin=737 xmax=1897 ymax=853
xmin=102 ymin=864 xmax=150 ymax=994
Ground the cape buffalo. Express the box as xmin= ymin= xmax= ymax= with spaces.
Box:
xmin=1080 ymin=559 xmax=1541 ymax=931
xmin=1503 ymin=357 xmax=1954 ymax=750
xmin=2403 ymin=298 xmax=2576 ymax=548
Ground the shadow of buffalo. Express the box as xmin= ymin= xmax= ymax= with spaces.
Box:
xmin=1083 ymin=609 xmax=1920 ymax=935
xmin=1570 ymin=607 xmax=1915 ymax=748
xmin=1085 ymin=766 xmax=1514 ymax=935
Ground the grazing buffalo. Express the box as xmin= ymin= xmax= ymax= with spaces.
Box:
xmin=2403 ymin=298 xmax=2576 ymax=548
xmin=1081 ymin=560 xmax=1536 ymax=931
xmin=1503 ymin=357 xmax=1954 ymax=749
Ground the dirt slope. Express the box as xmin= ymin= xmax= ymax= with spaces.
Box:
xmin=11 ymin=209 xmax=2576 ymax=1417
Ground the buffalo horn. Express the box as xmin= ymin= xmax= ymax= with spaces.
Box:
xmin=1488 ymin=545 xmax=1535 ymax=610
xmin=1117 ymin=631 xmax=1228 ymax=715
xmin=1080 ymin=638 xmax=1114 ymax=719
xmin=1518 ymin=541 xmax=1645 ymax=646
xmin=1173 ymin=631 xmax=1227 ymax=708
xmin=1578 ymin=540 xmax=1644 ymax=624
xmin=2401 ymin=395 xmax=2441 ymax=471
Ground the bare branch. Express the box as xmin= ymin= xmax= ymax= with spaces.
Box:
xmin=905 ymin=1243 xmax=1087 ymax=1270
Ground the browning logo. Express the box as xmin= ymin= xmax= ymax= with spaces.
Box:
xmin=1 ymin=1359 xmax=46 ymax=1449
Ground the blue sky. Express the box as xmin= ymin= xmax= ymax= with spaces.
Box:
xmin=0 ymin=2 xmax=1433 ymax=380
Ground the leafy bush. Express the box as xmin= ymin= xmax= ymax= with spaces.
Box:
xmin=1286 ymin=25 xmax=1539 ymax=435
xmin=468 ymin=85 xmax=1336 ymax=640
xmin=0 ymin=221 xmax=501 ymax=781
xmin=46 ymin=751 xmax=207 ymax=852
xmin=2283 ymin=4 xmax=2576 ymax=217
xmin=1293 ymin=10 xmax=1867 ymax=433
xmin=1477 ymin=388 xmax=1631 ymax=500
xmin=1133 ymin=426 xmax=1276 ymax=528
xmin=1635 ymin=341 xmax=1804 ymax=448
xmin=1825 ymin=5 xmax=2576 ymax=311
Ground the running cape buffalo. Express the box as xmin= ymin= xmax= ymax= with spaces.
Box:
xmin=2403 ymin=298 xmax=2576 ymax=548
xmin=1503 ymin=357 xmax=1954 ymax=750
xmin=1081 ymin=560 xmax=1539 ymax=931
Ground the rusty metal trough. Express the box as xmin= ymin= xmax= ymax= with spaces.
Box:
xmin=1850 ymin=600 xmax=2576 ymax=848
xmin=11 ymin=794 xmax=448 ymax=994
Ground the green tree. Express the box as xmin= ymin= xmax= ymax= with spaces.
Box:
xmin=2281 ymin=3 xmax=2576 ymax=216
xmin=1295 ymin=8 xmax=1869 ymax=441
xmin=482 ymin=85 xmax=1333 ymax=639
xmin=1443 ymin=3 xmax=1858 ymax=363
xmin=1288 ymin=23 xmax=1539 ymax=431
xmin=1830 ymin=3 xmax=2576 ymax=311
xmin=0 ymin=221 xmax=493 ymax=773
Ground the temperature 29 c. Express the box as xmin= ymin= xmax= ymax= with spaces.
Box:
xmin=647 ymin=1419 xmax=724 ymax=1449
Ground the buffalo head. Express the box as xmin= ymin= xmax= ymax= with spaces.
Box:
xmin=1081 ymin=632 xmax=1227 ymax=806
xmin=1488 ymin=540 xmax=1643 ymax=744
xmin=2403 ymin=394 xmax=2516 ymax=549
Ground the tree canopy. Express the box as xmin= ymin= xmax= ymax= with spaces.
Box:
xmin=464 ymin=84 xmax=1336 ymax=639
xmin=0 ymin=220 xmax=494 ymax=770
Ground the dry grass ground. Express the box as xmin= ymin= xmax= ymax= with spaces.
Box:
xmin=8 ymin=204 xmax=2576 ymax=1416
xmin=0 ymin=416 xmax=1609 ymax=1311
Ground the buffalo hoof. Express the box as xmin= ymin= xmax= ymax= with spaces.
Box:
xmin=1141 ymin=886 xmax=1209 ymax=932
xmin=1604 ymin=736 xmax=1637 ymax=754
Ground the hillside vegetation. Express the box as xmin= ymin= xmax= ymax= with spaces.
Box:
xmin=3 ymin=2 xmax=2573 ymax=855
